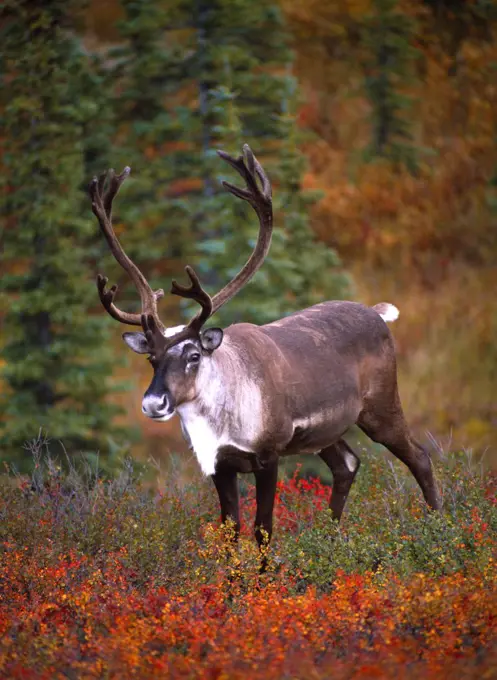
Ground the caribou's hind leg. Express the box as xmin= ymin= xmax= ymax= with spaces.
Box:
xmin=358 ymin=393 xmax=441 ymax=510
xmin=319 ymin=439 xmax=361 ymax=522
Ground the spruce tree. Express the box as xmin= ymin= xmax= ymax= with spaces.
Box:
xmin=360 ymin=0 xmax=419 ymax=172
xmin=104 ymin=0 xmax=193 ymax=308
xmin=111 ymin=0 xmax=350 ymax=328
xmin=0 ymin=1 xmax=126 ymax=466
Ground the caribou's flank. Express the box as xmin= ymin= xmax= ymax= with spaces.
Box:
xmin=89 ymin=145 xmax=441 ymax=565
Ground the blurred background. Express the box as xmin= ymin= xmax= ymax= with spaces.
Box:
xmin=1 ymin=0 xmax=496 ymax=473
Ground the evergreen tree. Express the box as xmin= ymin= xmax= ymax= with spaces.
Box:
xmin=0 ymin=1 xmax=127 ymax=466
xmin=111 ymin=0 xmax=350 ymax=328
xmin=360 ymin=0 xmax=419 ymax=172
xmin=104 ymin=0 xmax=194 ymax=310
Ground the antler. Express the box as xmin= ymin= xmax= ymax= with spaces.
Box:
xmin=91 ymin=146 xmax=272 ymax=352
xmin=211 ymin=144 xmax=273 ymax=315
xmin=168 ymin=145 xmax=273 ymax=334
xmin=171 ymin=265 xmax=213 ymax=333
xmin=96 ymin=274 xmax=164 ymax=325
xmin=89 ymin=167 xmax=166 ymax=343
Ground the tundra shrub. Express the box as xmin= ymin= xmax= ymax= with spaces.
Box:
xmin=0 ymin=442 xmax=496 ymax=678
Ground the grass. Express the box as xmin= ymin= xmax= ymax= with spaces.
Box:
xmin=0 ymin=436 xmax=496 ymax=678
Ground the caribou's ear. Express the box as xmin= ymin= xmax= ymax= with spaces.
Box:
xmin=122 ymin=332 xmax=150 ymax=354
xmin=200 ymin=327 xmax=224 ymax=352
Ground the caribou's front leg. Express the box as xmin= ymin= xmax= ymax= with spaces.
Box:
xmin=254 ymin=458 xmax=279 ymax=572
xmin=212 ymin=464 xmax=241 ymax=539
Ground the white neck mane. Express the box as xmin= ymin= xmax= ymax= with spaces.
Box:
xmin=176 ymin=339 xmax=264 ymax=476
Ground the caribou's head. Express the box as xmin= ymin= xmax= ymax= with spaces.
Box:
xmin=120 ymin=268 xmax=225 ymax=421
xmin=89 ymin=145 xmax=272 ymax=422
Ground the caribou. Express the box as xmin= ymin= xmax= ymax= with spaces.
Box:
xmin=89 ymin=145 xmax=441 ymax=557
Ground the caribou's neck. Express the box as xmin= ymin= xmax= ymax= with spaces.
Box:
xmin=176 ymin=336 xmax=265 ymax=476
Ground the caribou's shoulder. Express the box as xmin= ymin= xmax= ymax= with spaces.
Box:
xmin=223 ymin=322 xmax=270 ymax=349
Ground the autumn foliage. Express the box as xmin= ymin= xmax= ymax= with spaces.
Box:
xmin=1 ymin=444 xmax=496 ymax=678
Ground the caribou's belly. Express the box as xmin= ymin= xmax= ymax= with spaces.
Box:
xmin=284 ymin=406 xmax=358 ymax=455
xmin=284 ymin=426 xmax=344 ymax=455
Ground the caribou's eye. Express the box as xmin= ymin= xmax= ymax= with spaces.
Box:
xmin=188 ymin=352 xmax=201 ymax=364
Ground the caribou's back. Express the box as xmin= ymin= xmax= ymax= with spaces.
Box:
xmin=262 ymin=300 xmax=393 ymax=359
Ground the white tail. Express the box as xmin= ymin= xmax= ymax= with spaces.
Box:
xmin=373 ymin=302 xmax=399 ymax=323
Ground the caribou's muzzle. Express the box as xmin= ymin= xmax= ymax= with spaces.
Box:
xmin=142 ymin=391 xmax=175 ymax=421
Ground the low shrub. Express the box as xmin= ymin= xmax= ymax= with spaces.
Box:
xmin=0 ymin=439 xmax=495 ymax=677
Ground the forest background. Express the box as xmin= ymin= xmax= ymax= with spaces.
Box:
xmin=1 ymin=0 xmax=497 ymax=473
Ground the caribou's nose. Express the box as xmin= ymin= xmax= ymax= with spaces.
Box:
xmin=142 ymin=393 xmax=174 ymax=420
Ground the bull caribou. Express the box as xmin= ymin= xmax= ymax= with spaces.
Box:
xmin=89 ymin=145 xmax=441 ymax=556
